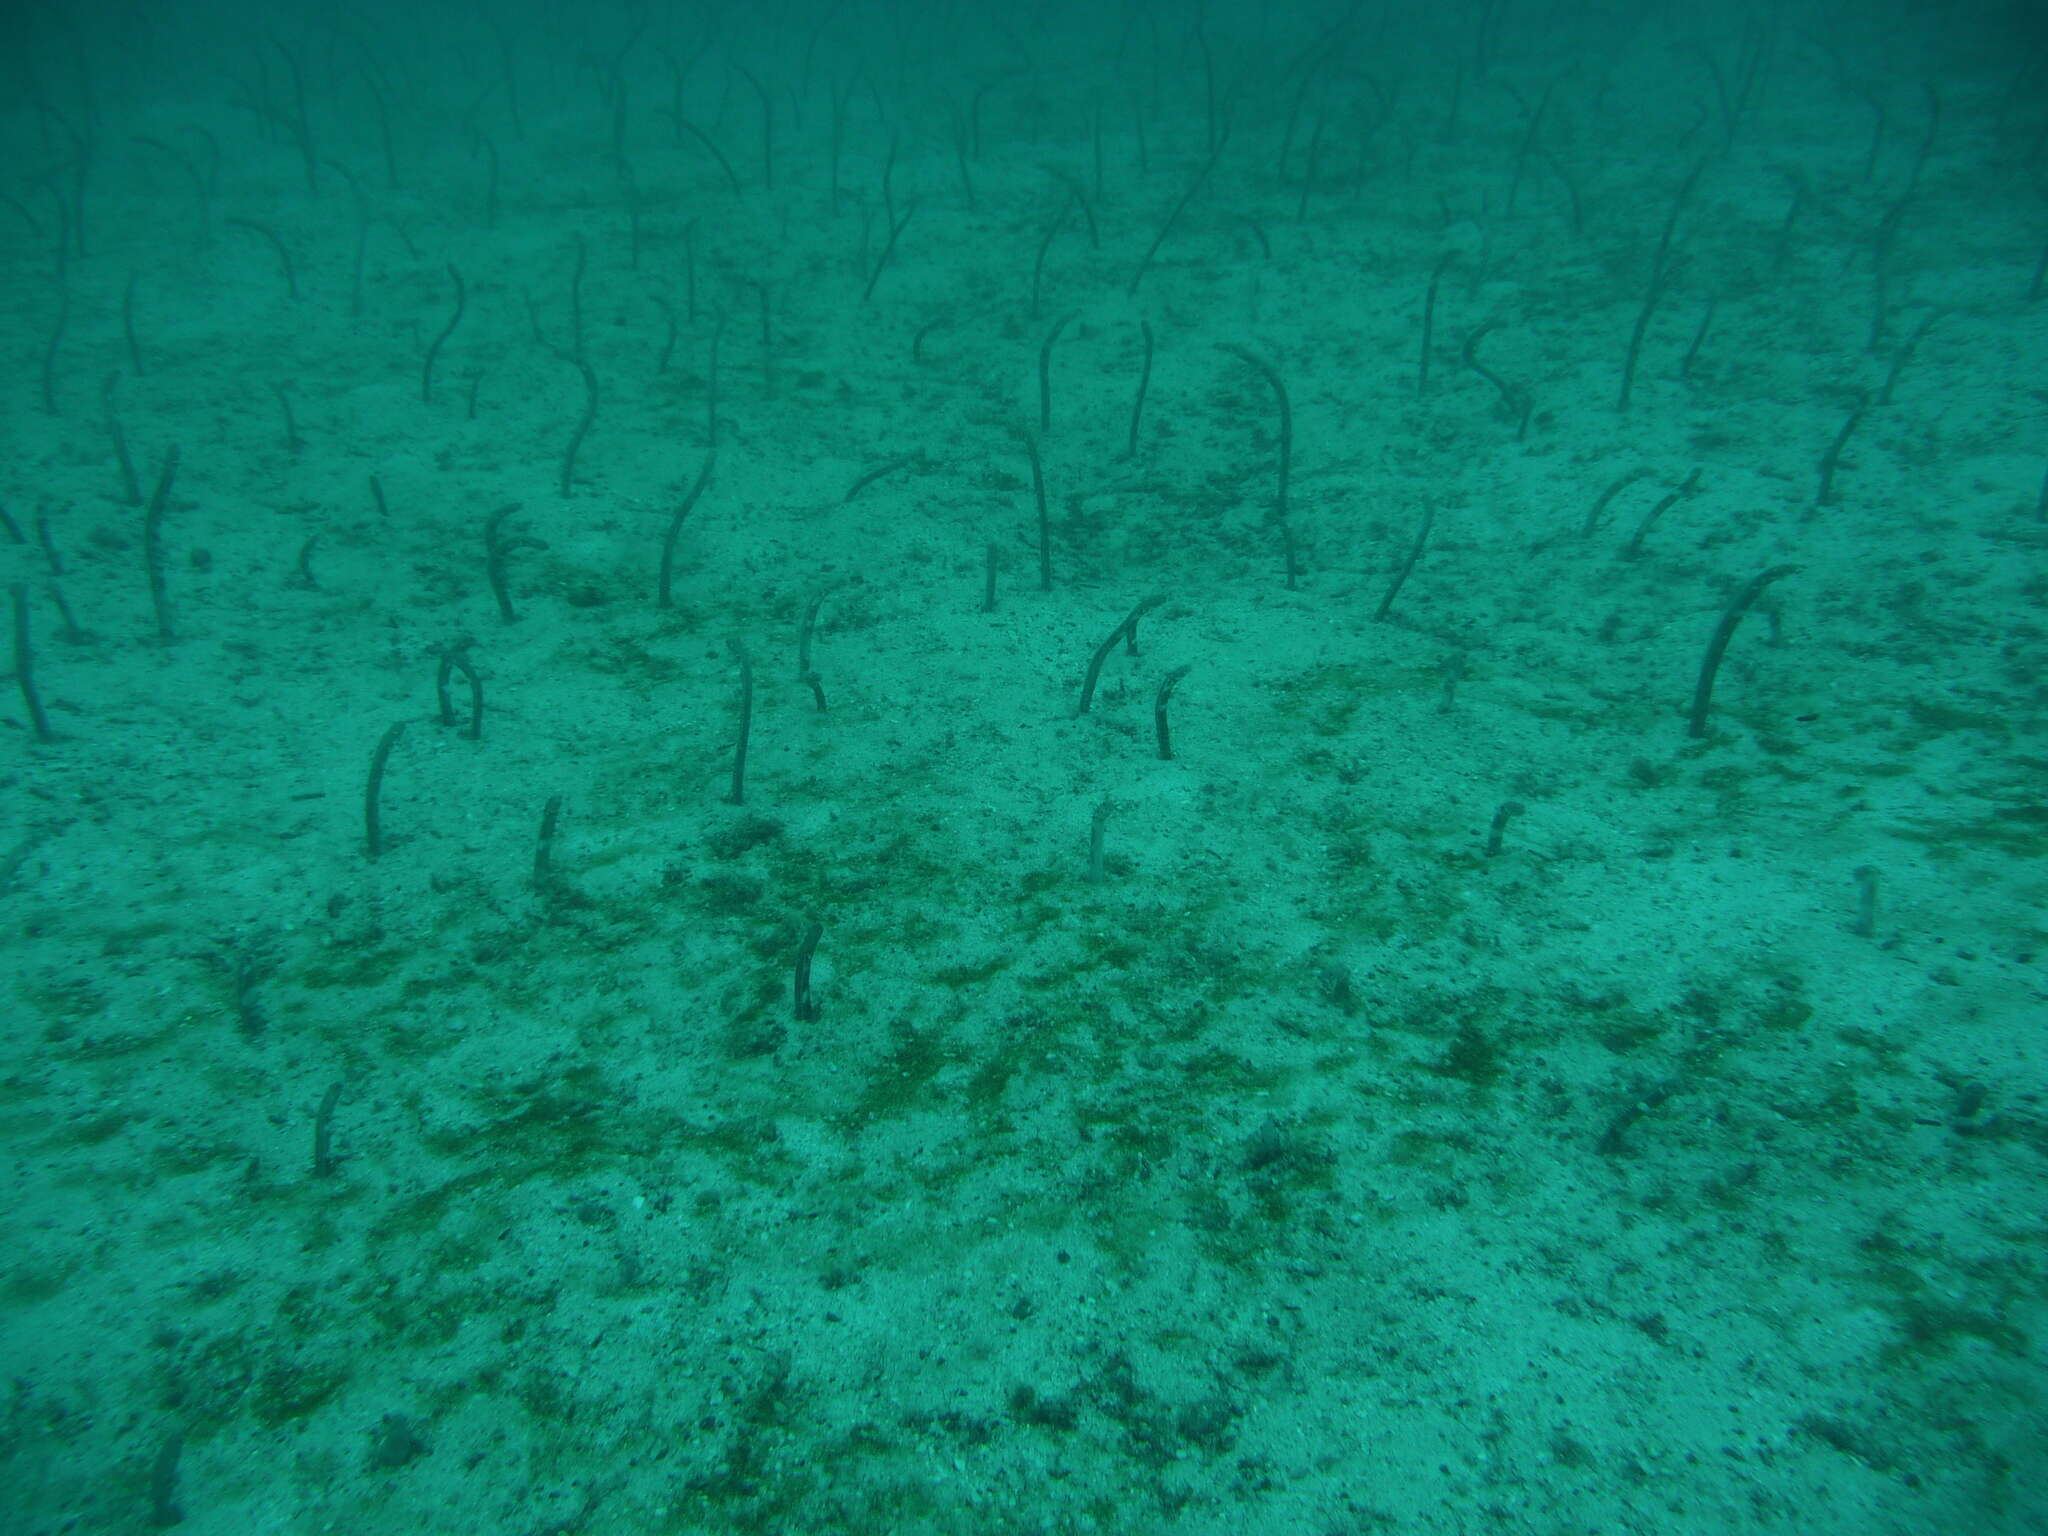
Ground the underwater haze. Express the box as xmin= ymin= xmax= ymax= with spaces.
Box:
xmin=2 ymin=0 xmax=2045 ymax=1532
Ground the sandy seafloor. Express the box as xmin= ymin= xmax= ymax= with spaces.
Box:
xmin=2 ymin=3 xmax=2045 ymax=1533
